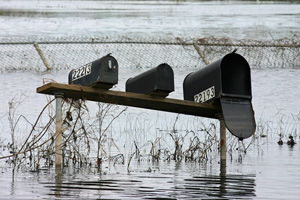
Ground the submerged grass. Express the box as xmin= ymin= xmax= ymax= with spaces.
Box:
xmin=0 ymin=93 xmax=299 ymax=172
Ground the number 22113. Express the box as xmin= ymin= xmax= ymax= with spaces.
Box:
xmin=72 ymin=63 xmax=92 ymax=81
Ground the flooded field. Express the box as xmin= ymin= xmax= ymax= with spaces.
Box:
xmin=0 ymin=0 xmax=300 ymax=199
xmin=0 ymin=0 xmax=300 ymax=40
xmin=0 ymin=138 xmax=299 ymax=199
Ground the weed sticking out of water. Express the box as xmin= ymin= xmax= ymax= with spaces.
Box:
xmin=0 ymin=94 xmax=299 ymax=172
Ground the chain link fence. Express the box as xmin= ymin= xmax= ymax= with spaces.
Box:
xmin=0 ymin=35 xmax=299 ymax=72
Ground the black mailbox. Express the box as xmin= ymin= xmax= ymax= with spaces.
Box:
xmin=183 ymin=52 xmax=256 ymax=139
xmin=68 ymin=54 xmax=118 ymax=89
xmin=126 ymin=63 xmax=174 ymax=97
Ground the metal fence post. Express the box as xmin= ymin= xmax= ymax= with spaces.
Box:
xmin=55 ymin=94 xmax=63 ymax=171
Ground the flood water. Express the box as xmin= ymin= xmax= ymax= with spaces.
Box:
xmin=0 ymin=0 xmax=300 ymax=40
xmin=0 ymin=138 xmax=299 ymax=199
xmin=1 ymin=0 xmax=300 ymax=199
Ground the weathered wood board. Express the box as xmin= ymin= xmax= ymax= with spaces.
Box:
xmin=37 ymin=83 xmax=222 ymax=119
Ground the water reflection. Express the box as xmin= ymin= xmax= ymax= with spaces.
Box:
xmin=181 ymin=174 xmax=256 ymax=199
xmin=55 ymin=165 xmax=62 ymax=198
xmin=43 ymin=163 xmax=256 ymax=199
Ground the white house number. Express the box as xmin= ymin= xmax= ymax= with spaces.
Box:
xmin=194 ymin=86 xmax=215 ymax=103
xmin=72 ymin=63 xmax=92 ymax=81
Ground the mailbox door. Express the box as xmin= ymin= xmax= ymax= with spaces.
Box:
xmin=155 ymin=63 xmax=174 ymax=93
xmin=99 ymin=55 xmax=118 ymax=84
xmin=221 ymin=97 xmax=256 ymax=139
xmin=219 ymin=53 xmax=255 ymax=139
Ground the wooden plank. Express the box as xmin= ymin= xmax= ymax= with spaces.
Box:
xmin=37 ymin=83 xmax=222 ymax=119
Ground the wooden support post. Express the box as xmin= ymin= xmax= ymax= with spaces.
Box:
xmin=193 ymin=43 xmax=209 ymax=65
xmin=34 ymin=43 xmax=52 ymax=70
xmin=55 ymin=94 xmax=63 ymax=171
xmin=177 ymin=37 xmax=209 ymax=65
xmin=220 ymin=119 xmax=226 ymax=162
xmin=220 ymin=119 xmax=226 ymax=179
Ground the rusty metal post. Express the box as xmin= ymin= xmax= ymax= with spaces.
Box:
xmin=220 ymin=119 xmax=226 ymax=162
xmin=55 ymin=94 xmax=63 ymax=171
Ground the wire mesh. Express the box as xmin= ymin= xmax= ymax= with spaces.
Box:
xmin=0 ymin=35 xmax=299 ymax=72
